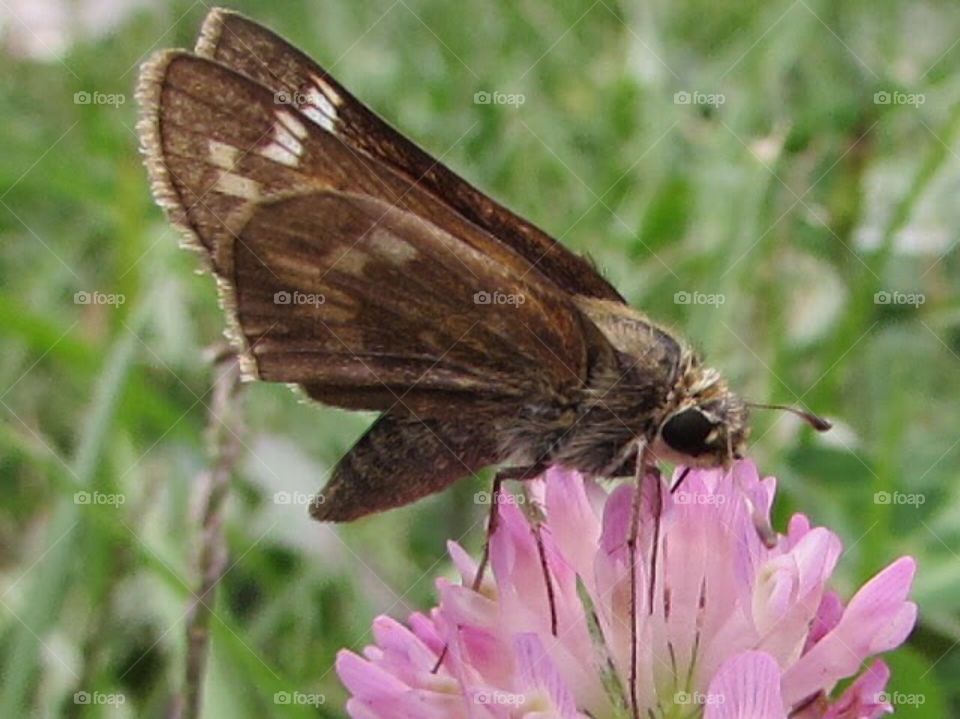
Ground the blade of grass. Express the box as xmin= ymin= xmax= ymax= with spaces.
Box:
xmin=0 ymin=283 xmax=155 ymax=716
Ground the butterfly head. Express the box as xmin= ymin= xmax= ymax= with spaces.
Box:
xmin=651 ymin=359 xmax=749 ymax=468
xmin=649 ymin=355 xmax=832 ymax=468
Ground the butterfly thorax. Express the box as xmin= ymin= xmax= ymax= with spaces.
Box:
xmin=497 ymin=298 xmax=681 ymax=475
xmin=498 ymin=298 xmax=748 ymax=475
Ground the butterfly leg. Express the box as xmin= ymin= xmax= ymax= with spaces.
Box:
xmin=520 ymin=486 xmax=559 ymax=637
xmin=669 ymin=465 xmax=692 ymax=493
xmin=626 ymin=443 xmax=660 ymax=719
xmin=471 ymin=464 xmax=547 ymax=592
xmin=432 ymin=464 xmax=547 ymax=674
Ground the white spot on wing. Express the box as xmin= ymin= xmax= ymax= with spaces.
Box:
xmin=368 ymin=228 xmax=419 ymax=263
xmin=302 ymin=106 xmax=335 ymax=133
xmin=208 ymin=139 xmax=239 ymax=170
xmin=258 ymin=143 xmax=299 ymax=168
xmin=257 ymin=110 xmax=305 ymax=167
xmin=299 ymin=76 xmax=339 ymax=134
xmin=307 ymin=87 xmax=336 ymax=123
xmin=215 ymin=171 xmax=259 ymax=199
xmin=312 ymin=74 xmax=343 ymax=107
xmin=277 ymin=110 xmax=308 ymax=139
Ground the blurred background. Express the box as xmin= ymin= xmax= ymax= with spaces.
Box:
xmin=1 ymin=0 xmax=958 ymax=716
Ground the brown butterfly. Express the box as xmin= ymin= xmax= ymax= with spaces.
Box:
xmin=136 ymin=7 xmax=828 ymax=526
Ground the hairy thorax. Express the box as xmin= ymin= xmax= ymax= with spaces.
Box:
xmin=498 ymin=297 xmax=685 ymax=476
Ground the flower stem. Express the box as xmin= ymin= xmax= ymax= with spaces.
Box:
xmin=170 ymin=350 xmax=243 ymax=719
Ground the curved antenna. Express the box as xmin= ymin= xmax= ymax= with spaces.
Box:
xmin=747 ymin=402 xmax=832 ymax=432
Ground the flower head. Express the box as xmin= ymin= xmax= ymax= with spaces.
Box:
xmin=337 ymin=461 xmax=916 ymax=718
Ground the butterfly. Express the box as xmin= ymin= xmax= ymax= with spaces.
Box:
xmin=136 ymin=7 xmax=828 ymax=526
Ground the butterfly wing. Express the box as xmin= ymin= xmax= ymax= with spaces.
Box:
xmin=232 ymin=188 xmax=589 ymax=414
xmin=193 ymin=7 xmax=625 ymax=303
xmin=136 ymin=52 xmax=591 ymax=415
xmin=309 ymin=414 xmax=500 ymax=521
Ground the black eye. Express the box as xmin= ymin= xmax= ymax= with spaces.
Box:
xmin=661 ymin=408 xmax=715 ymax=456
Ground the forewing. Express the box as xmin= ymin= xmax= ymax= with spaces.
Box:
xmin=193 ymin=7 xmax=625 ymax=303
xmin=136 ymin=52 xmax=589 ymax=414
xmin=138 ymin=53 xmax=569 ymax=288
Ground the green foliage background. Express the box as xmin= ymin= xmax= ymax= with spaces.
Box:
xmin=1 ymin=0 xmax=958 ymax=716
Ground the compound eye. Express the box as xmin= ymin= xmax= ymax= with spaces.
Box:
xmin=661 ymin=408 xmax=715 ymax=457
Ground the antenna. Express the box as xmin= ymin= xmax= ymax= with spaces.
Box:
xmin=747 ymin=402 xmax=832 ymax=432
